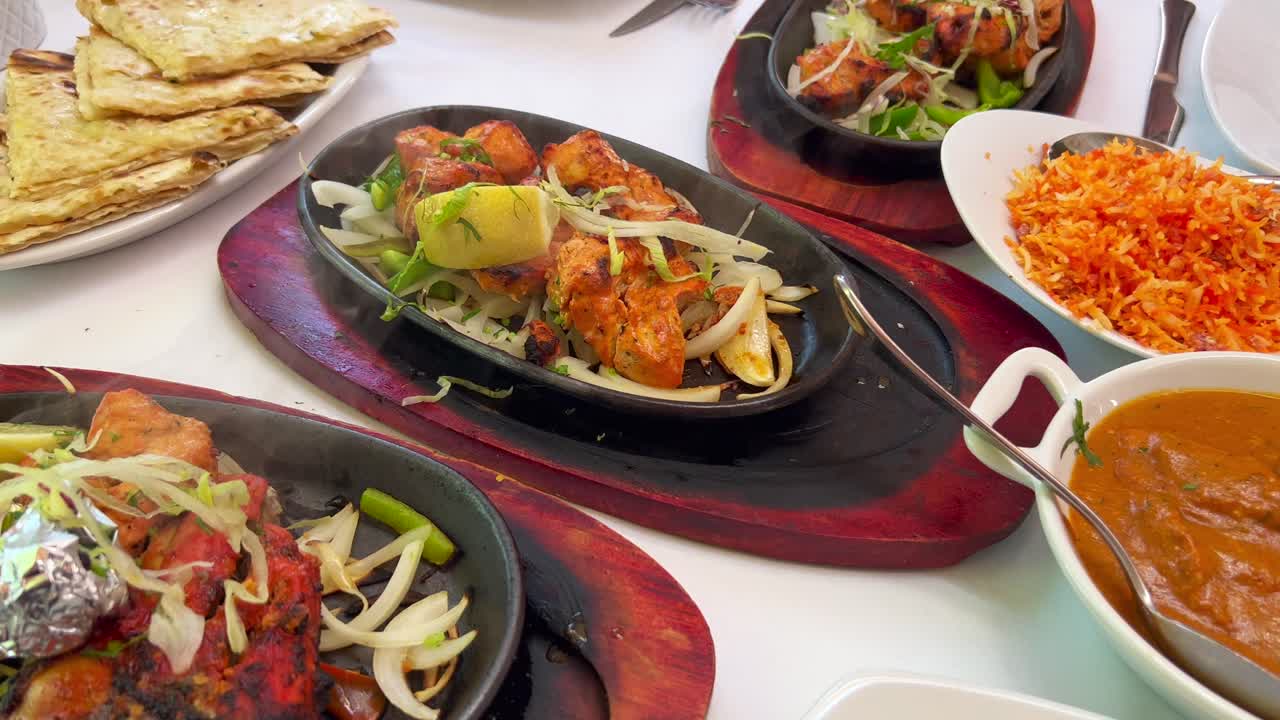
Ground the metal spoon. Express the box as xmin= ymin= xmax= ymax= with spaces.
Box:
xmin=833 ymin=274 xmax=1280 ymax=719
xmin=1050 ymin=131 xmax=1280 ymax=189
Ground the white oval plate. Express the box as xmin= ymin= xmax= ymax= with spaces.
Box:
xmin=1203 ymin=0 xmax=1280 ymax=173
xmin=802 ymin=673 xmax=1113 ymax=720
xmin=0 ymin=55 xmax=368 ymax=272
xmin=941 ymin=109 xmax=1254 ymax=360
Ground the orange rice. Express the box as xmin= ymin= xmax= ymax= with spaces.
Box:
xmin=1005 ymin=141 xmax=1280 ymax=353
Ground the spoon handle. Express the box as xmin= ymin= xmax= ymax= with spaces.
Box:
xmin=834 ymin=275 xmax=1155 ymax=609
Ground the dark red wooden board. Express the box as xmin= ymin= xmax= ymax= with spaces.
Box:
xmin=708 ymin=0 xmax=1097 ymax=246
xmin=217 ymin=181 xmax=1065 ymax=569
xmin=0 ymin=365 xmax=713 ymax=720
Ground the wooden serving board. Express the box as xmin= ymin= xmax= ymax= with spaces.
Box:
xmin=218 ymin=182 xmax=1065 ymax=569
xmin=0 ymin=365 xmax=714 ymax=720
xmin=708 ymin=0 xmax=1097 ymax=246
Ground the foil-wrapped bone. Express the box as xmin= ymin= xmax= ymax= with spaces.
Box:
xmin=0 ymin=507 xmax=127 ymax=659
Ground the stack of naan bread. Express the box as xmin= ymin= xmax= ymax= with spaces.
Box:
xmin=0 ymin=0 xmax=397 ymax=256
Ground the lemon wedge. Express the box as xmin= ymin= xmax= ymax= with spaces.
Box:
xmin=414 ymin=185 xmax=559 ymax=269
xmin=0 ymin=423 xmax=78 ymax=464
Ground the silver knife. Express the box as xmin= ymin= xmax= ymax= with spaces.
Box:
xmin=1143 ymin=0 xmax=1196 ymax=145
xmin=610 ymin=0 xmax=689 ymax=38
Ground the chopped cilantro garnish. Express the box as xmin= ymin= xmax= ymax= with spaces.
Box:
xmin=1060 ymin=399 xmax=1102 ymax=468
xmin=875 ymin=24 xmax=935 ymax=70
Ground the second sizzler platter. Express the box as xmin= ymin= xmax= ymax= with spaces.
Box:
xmin=220 ymin=103 xmax=1065 ymax=567
xmin=707 ymin=0 xmax=1096 ymax=245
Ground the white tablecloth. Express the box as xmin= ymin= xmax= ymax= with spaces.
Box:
xmin=1 ymin=2 xmax=1247 ymax=718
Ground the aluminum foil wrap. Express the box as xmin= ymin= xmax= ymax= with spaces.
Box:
xmin=0 ymin=508 xmax=127 ymax=659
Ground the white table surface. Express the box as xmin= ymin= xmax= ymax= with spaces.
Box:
xmin=0 ymin=1 xmax=1251 ymax=718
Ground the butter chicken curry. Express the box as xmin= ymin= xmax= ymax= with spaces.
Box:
xmin=1067 ymin=390 xmax=1280 ymax=676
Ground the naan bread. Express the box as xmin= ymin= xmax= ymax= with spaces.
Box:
xmin=0 ymin=137 xmax=222 ymax=255
xmin=75 ymin=0 xmax=398 ymax=81
xmin=0 ymin=189 xmax=190 ymax=255
xmin=5 ymin=51 xmax=295 ymax=200
xmin=74 ymin=29 xmax=332 ymax=120
xmin=295 ymin=31 xmax=396 ymax=64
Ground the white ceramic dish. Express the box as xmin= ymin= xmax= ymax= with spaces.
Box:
xmin=941 ymin=109 xmax=1258 ymax=360
xmin=802 ymin=673 xmax=1113 ymax=720
xmin=0 ymin=0 xmax=45 ymax=69
xmin=0 ymin=55 xmax=369 ymax=272
xmin=965 ymin=347 xmax=1280 ymax=720
xmin=1203 ymin=0 xmax=1280 ymax=173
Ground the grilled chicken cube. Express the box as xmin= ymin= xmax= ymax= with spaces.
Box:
xmin=865 ymin=0 xmax=929 ymax=32
xmin=548 ymin=231 xmax=706 ymax=388
xmin=393 ymin=158 xmax=503 ymax=235
xmin=542 ymin=130 xmax=700 ymax=224
xmin=795 ymin=42 xmax=932 ymax=117
xmin=462 ymin=120 xmax=540 ymax=184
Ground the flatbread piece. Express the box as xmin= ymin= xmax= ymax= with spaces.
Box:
xmin=74 ymin=28 xmax=332 ymax=120
xmin=75 ymin=0 xmax=397 ymax=81
xmin=0 ymin=134 xmax=222 ymax=255
xmin=5 ymin=50 xmax=295 ymax=200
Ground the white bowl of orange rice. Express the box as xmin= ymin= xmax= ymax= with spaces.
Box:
xmin=941 ymin=110 xmax=1280 ymax=359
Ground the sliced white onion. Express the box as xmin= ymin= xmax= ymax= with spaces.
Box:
xmin=321 ymin=225 xmax=381 ymax=248
xmin=406 ymin=630 xmax=477 ymax=670
xmin=566 ymin=329 xmax=599 ymax=366
xmin=352 ymin=213 xmax=405 ymax=240
xmin=545 ymin=167 xmax=769 ymax=260
xmin=321 ymin=594 xmax=469 ymax=649
xmin=786 ymin=63 xmax=802 ymax=94
xmin=370 ymin=594 xmax=462 ymax=720
xmin=554 ymin=357 xmax=722 ymax=403
xmin=312 ymin=180 xmax=372 ymax=209
xmin=681 ymin=300 xmax=717 ymax=330
xmin=298 ymin=504 xmax=355 ymax=545
xmin=330 ymin=509 xmax=360 ymax=562
xmin=715 ymin=262 xmax=782 ymax=293
xmin=522 ymin=296 xmax=541 ymax=327
xmin=685 ymin=277 xmax=761 ymax=359
xmin=320 ymin=539 xmax=423 ymax=652
xmin=811 ymin=11 xmax=840 ymax=45
xmin=768 ymin=284 xmax=819 ymax=302
xmin=765 ymin=300 xmax=803 ymax=315
xmin=1024 ymin=46 xmax=1058 ymax=88
xmin=1019 ymin=0 xmax=1040 ymax=50
xmin=341 ymin=204 xmax=381 ymax=222
xmin=857 ymin=70 xmax=910 ymax=117
xmin=737 ymin=320 xmax=794 ymax=399
xmin=734 ymin=207 xmax=757 ymax=238
xmin=943 ymin=82 xmax=980 ymax=110
xmin=344 ymin=525 xmax=432 ymax=582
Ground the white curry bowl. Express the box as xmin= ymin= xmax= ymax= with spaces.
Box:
xmin=942 ymin=109 xmax=1257 ymax=361
xmin=965 ymin=347 xmax=1280 ymax=720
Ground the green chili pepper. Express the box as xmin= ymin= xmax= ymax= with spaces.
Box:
xmin=379 ymin=249 xmax=411 ymax=276
xmin=870 ymin=104 xmax=920 ymax=137
xmin=975 ymin=59 xmax=1024 ymax=109
xmin=358 ymin=488 xmax=457 ymax=565
xmin=367 ymin=155 xmax=404 ymax=211
xmin=924 ymin=103 xmax=991 ymax=127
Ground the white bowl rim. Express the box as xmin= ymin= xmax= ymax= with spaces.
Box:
xmin=967 ymin=349 xmax=1280 ymax=720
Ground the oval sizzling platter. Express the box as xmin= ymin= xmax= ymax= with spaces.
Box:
xmin=0 ymin=56 xmax=369 ymax=272
xmin=0 ymin=385 xmax=524 ymax=720
xmin=767 ymin=0 xmax=1071 ymax=176
xmin=298 ymin=105 xmax=857 ymax=419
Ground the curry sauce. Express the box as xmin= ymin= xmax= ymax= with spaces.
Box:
xmin=1067 ymin=390 xmax=1280 ymax=676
